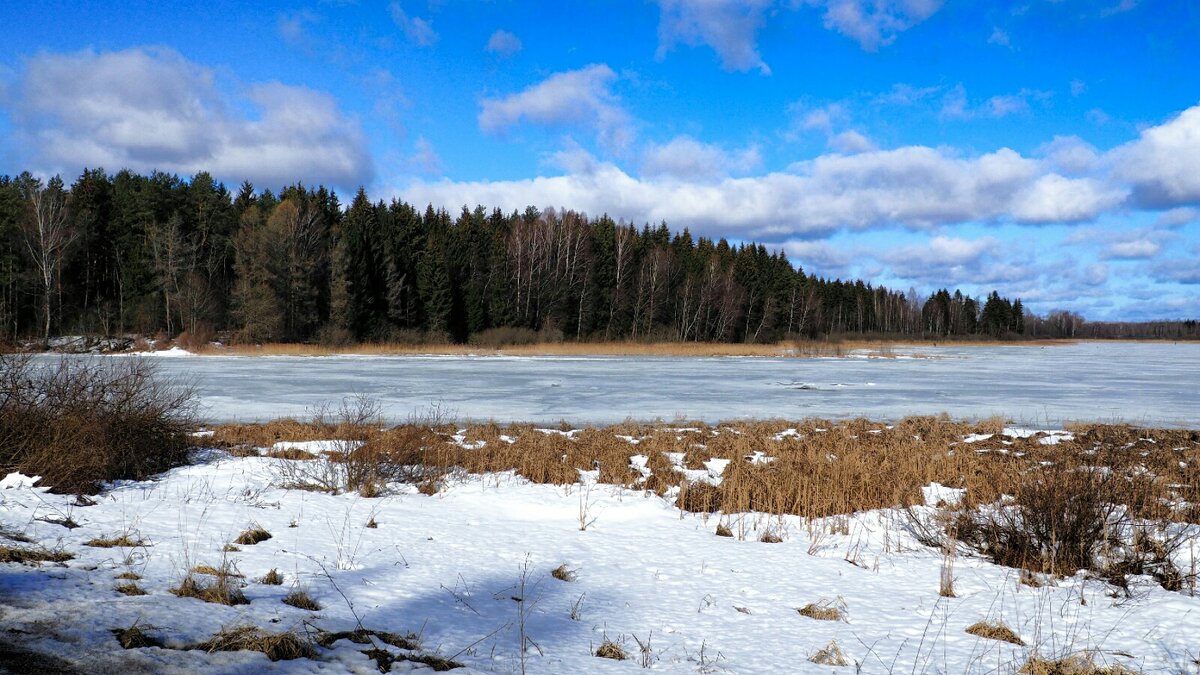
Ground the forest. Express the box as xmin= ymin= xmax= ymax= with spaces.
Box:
xmin=1 ymin=169 xmax=1195 ymax=346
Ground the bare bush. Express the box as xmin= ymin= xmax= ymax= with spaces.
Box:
xmin=0 ymin=354 xmax=195 ymax=493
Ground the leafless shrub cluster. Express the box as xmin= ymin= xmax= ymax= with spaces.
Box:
xmin=0 ymin=354 xmax=195 ymax=493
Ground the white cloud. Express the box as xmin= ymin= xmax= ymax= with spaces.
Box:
xmin=10 ymin=47 xmax=372 ymax=190
xmin=988 ymin=27 xmax=1011 ymax=47
xmin=781 ymin=240 xmax=856 ymax=276
xmin=389 ymin=1 xmax=437 ymax=47
xmin=485 ymin=30 xmax=523 ymax=56
xmin=805 ymin=0 xmax=945 ymax=51
xmin=1070 ymin=79 xmax=1087 ymax=96
xmin=653 ymin=0 xmax=774 ymax=74
xmin=278 ymin=10 xmax=318 ymax=47
xmin=1038 ymin=135 xmax=1101 ymax=174
xmin=941 ymin=85 xmax=1048 ymax=120
xmin=828 ymin=130 xmax=876 ymax=153
xmin=1010 ymin=174 xmax=1125 ymax=224
xmin=409 ymin=137 xmax=442 ymax=175
xmin=1084 ymin=263 xmax=1109 ymax=286
xmin=641 ymin=136 xmax=761 ymax=181
xmin=478 ymin=64 xmax=632 ymax=151
xmin=1109 ymin=104 xmax=1200 ymax=208
xmin=1157 ymin=207 xmax=1198 ymax=228
xmin=1107 ymin=239 xmax=1161 ymax=259
xmin=875 ymin=83 xmax=941 ymax=106
xmin=400 ymin=143 xmax=1123 ymax=239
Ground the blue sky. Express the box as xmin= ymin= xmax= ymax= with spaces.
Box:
xmin=1 ymin=1 xmax=1197 ymax=321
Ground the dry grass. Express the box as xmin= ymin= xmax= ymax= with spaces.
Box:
xmin=173 ymin=567 xmax=249 ymax=606
xmin=235 ymin=526 xmax=272 ymax=546
xmin=966 ymin=620 xmax=1024 ymax=645
xmin=190 ymin=625 xmax=314 ymax=661
xmin=259 ymin=569 xmax=283 ymax=585
xmin=85 ymin=533 xmax=144 ymax=548
xmin=809 ymin=639 xmax=849 ymax=666
xmin=115 ymin=571 xmax=142 ymax=580
xmin=0 ymin=545 xmax=73 ymax=564
xmin=798 ymin=599 xmax=847 ymax=622
xmin=1019 ymin=653 xmax=1136 ymax=674
xmin=115 ymin=581 xmax=147 ymax=596
xmin=217 ymin=417 xmax=1200 ymax=527
xmin=551 ymin=564 xmax=577 ymax=582
xmin=282 ymin=588 xmax=321 ymax=611
xmin=197 ymin=338 xmax=984 ymax=359
xmin=315 ymin=628 xmax=420 ymax=651
xmin=113 ymin=624 xmax=163 ymax=650
xmin=595 ymin=638 xmax=628 ymax=660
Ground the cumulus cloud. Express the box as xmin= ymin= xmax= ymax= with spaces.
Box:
xmin=389 ymin=1 xmax=437 ymax=46
xmin=804 ymin=0 xmax=945 ymax=51
xmin=653 ymin=0 xmax=774 ymax=74
xmin=1038 ymin=135 xmax=1102 ymax=174
xmin=1010 ymin=174 xmax=1125 ymax=223
xmin=9 ymin=47 xmax=372 ymax=190
xmin=641 ymin=136 xmax=761 ymax=181
xmin=478 ymin=64 xmax=632 ymax=151
xmin=828 ymin=130 xmax=876 ymax=153
xmin=1109 ymin=104 xmax=1200 ymax=208
xmin=485 ymin=30 xmax=522 ymax=56
xmin=400 ymin=143 xmax=1122 ymax=240
xmin=1106 ymin=239 xmax=1162 ymax=259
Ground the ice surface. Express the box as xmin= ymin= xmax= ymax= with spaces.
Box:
xmin=43 ymin=342 xmax=1200 ymax=426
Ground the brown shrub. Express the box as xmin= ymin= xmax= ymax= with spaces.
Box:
xmin=0 ymin=354 xmax=195 ymax=494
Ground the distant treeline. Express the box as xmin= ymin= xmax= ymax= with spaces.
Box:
xmin=0 ymin=169 xmax=1194 ymax=345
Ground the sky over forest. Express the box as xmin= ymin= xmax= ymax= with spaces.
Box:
xmin=0 ymin=0 xmax=1197 ymax=321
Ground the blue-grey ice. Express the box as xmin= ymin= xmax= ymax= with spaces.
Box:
xmin=92 ymin=342 xmax=1200 ymax=426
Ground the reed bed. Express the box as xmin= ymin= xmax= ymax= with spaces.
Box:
xmin=212 ymin=416 xmax=1200 ymax=525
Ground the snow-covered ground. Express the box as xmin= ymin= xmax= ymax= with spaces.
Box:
xmin=3 ymin=445 xmax=1198 ymax=673
xmin=56 ymin=341 xmax=1199 ymax=427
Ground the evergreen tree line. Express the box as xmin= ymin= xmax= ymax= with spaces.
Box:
xmin=1 ymin=168 xmax=1184 ymax=345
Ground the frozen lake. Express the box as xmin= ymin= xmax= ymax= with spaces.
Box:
xmin=111 ymin=342 xmax=1199 ymax=426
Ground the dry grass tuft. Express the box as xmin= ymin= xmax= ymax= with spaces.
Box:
xmin=0 ymin=545 xmax=73 ymax=564
xmin=365 ymin=516 xmax=378 ymax=528
xmin=966 ymin=620 xmax=1024 ymax=645
xmin=551 ymin=564 xmax=577 ymax=582
xmin=266 ymin=448 xmax=318 ymax=460
xmin=235 ymin=526 xmax=272 ymax=546
xmin=315 ymin=628 xmax=420 ymax=651
xmin=809 ymin=639 xmax=849 ymax=666
xmin=759 ymin=530 xmax=783 ymax=543
xmin=595 ymin=638 xmax=628 ymax=660
xmin=282 ymin=588 xmax=321 ymax=611
xmin=192 ymin=564 xmax=244 ymax=578
xmin=259 ymin=569 xmax=283 ymax=585
xmin=115 ymin=571 xmax=142 ymax=580
xmin=113 ymin=624 xmax=164 ymax=650
xmin=222 ymin=543 xmax=241 ymax=552
xmin=190 ymin=625 xmax=314 ymax=661
xmin=173 ymin=572 xmax=249 ymax=606
xmin=1018 ymin=653 xmax=1136 ymax=674
xmin=798 ymin=599 xmax=846 ymax=622
xmin=715 ymin=522 xmax=733 ymax=537
xmin=85 ymin=533 xmax=144 ymax=548
xmin=115 ymin=582 xmax=147 ymax=596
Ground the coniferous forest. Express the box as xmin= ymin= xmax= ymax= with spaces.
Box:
xmin=1 ymin=169 xmax=1195 ymax=346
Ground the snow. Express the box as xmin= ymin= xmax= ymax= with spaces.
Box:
xmin=3 ymin=454 xmax=1198 ymax=673
xmin=43 ymin=341 xmax=1199 ymax=426
xmin=0 ymin=472 xmax=40 ymax=489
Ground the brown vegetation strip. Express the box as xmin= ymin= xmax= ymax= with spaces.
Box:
xmin=215 ymin=416 xmax=1200 ymax=525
